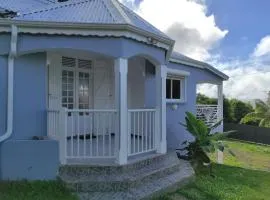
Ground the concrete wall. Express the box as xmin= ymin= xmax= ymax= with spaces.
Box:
xmin=225 ymin=123 xmax=270 ymax=145
xmin=166 ymin=62 xmax=223 ymax=149
xmin=0 ymin=140 xmax=59 ymax=180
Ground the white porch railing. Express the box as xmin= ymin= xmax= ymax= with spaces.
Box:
xmin=60 ymin=109 xmax=118 ymax=161
xmin=196 ymin=105 xmax=218 ymax=126
xmin=47 ymin=109 xmax=60 ymax=139
xmin=128 ymin=109 xmax=156 ymax=156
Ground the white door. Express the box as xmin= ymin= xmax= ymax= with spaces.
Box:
xmin=60 ymin=57 xmax=93 ymax=137
xmin=93 ymin=60 xmax=114 ymax=135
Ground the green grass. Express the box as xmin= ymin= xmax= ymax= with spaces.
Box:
xmin=156 ymin=140 xmax=270 ymax=200
xmin=0 ymin=181 xmax=78 ymax=200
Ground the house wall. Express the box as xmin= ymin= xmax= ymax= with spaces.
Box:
xmin=0 ymin=52 xmax=59 ymax=180
xmin=166 ymin=62 xmax=223 ymax=149
xmin=0 ymin=34 xmax=167 ymax=180
xmin=17 ymin=34 xmax=166 ymax=65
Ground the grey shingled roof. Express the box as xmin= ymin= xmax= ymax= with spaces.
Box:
xmin=3 ymin=0 xmax=171 ymax=40
xmin=171 ymin=51 xmax=229 ymax=80
xmin=0 ymin=0 xmax=55 ymax=13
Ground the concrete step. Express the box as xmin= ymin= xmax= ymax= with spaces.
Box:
xmin=59 ymin=153 xmax=169 ymax=178
xmin=61 ymin=158 xmax=184 ymax=192
xmin=77 ymin=165 xmax=194 ymax=200
xmin=59 ymin=152 xmax=194 ymax=194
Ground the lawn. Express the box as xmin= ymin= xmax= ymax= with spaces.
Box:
xmin=156 ymin=140 xmax=270 ymax=200
xmin=0 ymin=181 xmax=78 ymax=200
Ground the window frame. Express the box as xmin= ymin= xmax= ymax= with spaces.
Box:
xmin=166 ymin=73 xmax=187 ymax=104
xmin=61 ymin=57 xmax=93 ymax=112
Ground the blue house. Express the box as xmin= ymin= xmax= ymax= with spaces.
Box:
xmin=0 ymin=0 xmax=228 ymax=192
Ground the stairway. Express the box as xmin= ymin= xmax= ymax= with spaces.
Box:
xmin=59 ymin=152 xmax=195 ymax=200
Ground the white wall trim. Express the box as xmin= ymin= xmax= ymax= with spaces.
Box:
xmin=166 ymin=68 xmax=190 ymax=77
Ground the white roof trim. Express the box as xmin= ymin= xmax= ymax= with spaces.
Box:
xmin=169 ymin=58 xmax=229 ymax=80
xmin=167 ymin=68 xmax=190 ymax=76
xmin=111 ymin=0 xmax=133 ymax=24
xmin=0 ymin=19 xmax=174 ymax=50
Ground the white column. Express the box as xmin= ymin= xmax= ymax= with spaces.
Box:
xmin=217 ymin=82 xmax=224 ymax=132
xmin=156 ymin=65 xmax=167 ymax=154
xmin=114 ymin=58 xmax=128 ymax=165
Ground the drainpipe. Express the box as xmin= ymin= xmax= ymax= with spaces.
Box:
xmin=0 ymin=24 xmax=17 ymax=142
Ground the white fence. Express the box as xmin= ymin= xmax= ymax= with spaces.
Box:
xmin=196 ymin=105 xmax=218 ymax=126
xmin=128 ymin=109 xmax=156 ymax=156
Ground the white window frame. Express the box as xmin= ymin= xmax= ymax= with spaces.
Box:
xmin=61 ymin=57 xmax=93 ymax=110
xmin=166 ymin=68 xmax=190 ymax=104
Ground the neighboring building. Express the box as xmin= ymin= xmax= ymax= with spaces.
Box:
xmin=0 ymin=0 xmax=228 ymax=185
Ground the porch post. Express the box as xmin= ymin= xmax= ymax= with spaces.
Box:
xmin=114 ymin=58 xmax=128 ymax=165
xmin=156 ymin=65 xmax=167 ymax=154
xmin=217 ymin=82 xmax=224 ymax=131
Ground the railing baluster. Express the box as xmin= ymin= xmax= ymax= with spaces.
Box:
xmin=146 ymin=112 xmax=148 ymax=152
xmin=96 ymin=112 xmax=99 ymax=157
xmin=77 ymin=112 xmax=80 ymax=157
xmin=90 ymin=112 xmax=93 ymax=157
xmin=102 ymin=113 xmax=105 ymax=157
xmin=71 ymin=112 xmax=74 ymax=157
xmin=109 ymin=112 xmax=112 ymax=157
xmin=83 ymin=112 xmax=86 ymax=158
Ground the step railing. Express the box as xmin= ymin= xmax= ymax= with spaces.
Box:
xmin=128 ymin=109 xmax=156 ymax=156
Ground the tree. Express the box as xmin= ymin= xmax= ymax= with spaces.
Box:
xmin=230 ymin=99 xmax=254 ymax=123
xmin=241 ymin=94 xmax=270 ymax=128
xmin=223 ymin=96 xmax=233 ymax=123
xmin=197 ymin=93 xmax=217 ymax=105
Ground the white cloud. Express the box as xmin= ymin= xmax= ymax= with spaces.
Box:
xmin=120 ymin=0 xmax=270 ymax=101
xmin=197 ymin=58 xmax=270 ymax=101
xmin=120 ymin=0 xmax=228 ymax=60
xmin=253 ymin=35 xmax=270 ymax=57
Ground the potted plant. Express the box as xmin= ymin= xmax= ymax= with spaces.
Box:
xmin=176 ymin=112 xmax=234 ymax=175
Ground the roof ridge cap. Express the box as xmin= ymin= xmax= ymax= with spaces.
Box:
xmin=110 ymin=0 xmax=132 ymax=24
xmin=21 ymin=0 xmax=91 ymax=16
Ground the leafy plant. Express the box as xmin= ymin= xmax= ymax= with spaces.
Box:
xmin=241 ymin=99 xmax=270 ymax=128
xmin=177 ymin=112 xmax=234 ymax=174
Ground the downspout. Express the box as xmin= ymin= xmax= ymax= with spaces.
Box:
xmin=0 ymin=24 xmax=17 ymax=142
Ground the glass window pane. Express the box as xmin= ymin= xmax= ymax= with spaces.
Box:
xmin=166 ymin=79 xmax=171 ymax=99
xmin=172 ymin=80 xmax=181 ymax=99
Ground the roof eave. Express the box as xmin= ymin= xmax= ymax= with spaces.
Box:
xmin=169 ymin=58 xmax=229 ymax=81
xmin=0 ymin=19 xmax=174 ymax=48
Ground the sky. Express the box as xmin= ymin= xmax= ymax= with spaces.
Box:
xmin=119 ymin=0 xmax=270 ymax=101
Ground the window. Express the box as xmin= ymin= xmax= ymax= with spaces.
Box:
xmin=61 ymin=56 xmax=92 ymax=114
xmin=166 ymin=76 xmax=186 ymax=102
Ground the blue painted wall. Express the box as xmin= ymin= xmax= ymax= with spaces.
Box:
xmin=13 ymin=53 xmax=47 ymax=139
xmin=0 ymin=56 xmax=7 ymax=136
xmin=17 ymin=34 xmax=166 ymax=64
xmin=0 ymin=34 xmax=10 ymax=55
xmin=0 ymin=140 xmax=59 ymax=180
xmin=166 ymin=62 xmax=223 ymax=149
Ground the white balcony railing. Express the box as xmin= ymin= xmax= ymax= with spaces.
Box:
xmin=196 ymin=105 xmax=218 ymax=126
xmin=128 ymin=109 xmax=156 ymax=156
